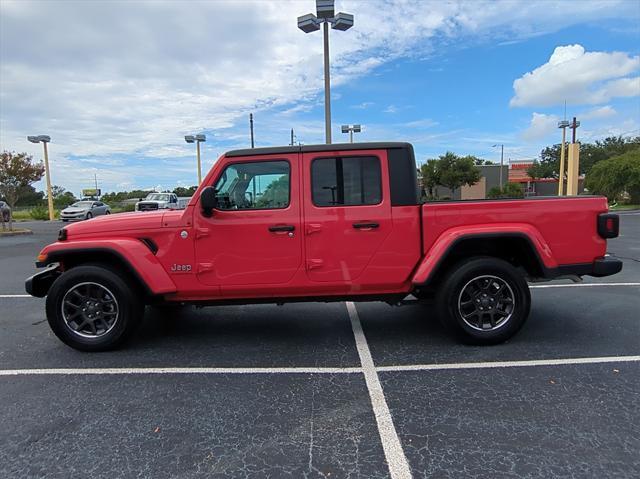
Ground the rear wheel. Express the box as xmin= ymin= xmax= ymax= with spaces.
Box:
xmin=436 ymin=257 xmax=530 ymax=345
xmin=46 ymin=265 xmax=143 ymax=351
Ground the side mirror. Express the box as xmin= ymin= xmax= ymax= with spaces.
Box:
xmin=200 ymin=186 xmax=218 ymax=217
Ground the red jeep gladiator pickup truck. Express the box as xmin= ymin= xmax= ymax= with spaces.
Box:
xmin=26 ymin=142 xmax=622 ymax=351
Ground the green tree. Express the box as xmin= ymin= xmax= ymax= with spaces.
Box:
xmin=437 ymin=152 xmax=482 ymax=197
xmin=420 ymin=159 xmax=441 ymax=200
xmin=15 ymin=185 xmax=44 ymax=207
xmin=173 ymin=186 xmax=197 ymax=197
xmin=0 ymin=151 xmax=45 ymax=230
xmin=585 ymin=149 xmax=640 ymax=203
xmin=527 ymin=136 xmax=640 ymax=179
xmin=255 ymin=175 xmax=289 ymax=208
xmin=46 ymin=185 xmax=77 ymax=209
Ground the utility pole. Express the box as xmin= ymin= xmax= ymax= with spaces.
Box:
xmin=557 ymin=120 xmax=570 ymax=195
xmin=250 ymin=113 xmax=255 ymax=148
xmin=566 ymin=117 xmax=581 ymax=196
xmin=290 ymin=128 xmax=294 ymax=146
xmin=492 ymin=144 xmax=505 ymax=187
xmin=27 ymin=135 xmax=54 ymax=221
xmin=322 ymin=21 xmax=332 ymax=144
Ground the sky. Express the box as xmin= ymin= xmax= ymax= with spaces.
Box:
xmin=1 ymin=0 xmax=639 ymax=195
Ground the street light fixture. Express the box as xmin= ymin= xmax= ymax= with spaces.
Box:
xmin=492 ymin=144 xmax=505 ymax=188
xmin=185 ymin=134 xmax=206 ymax=185
xmin=298 ymin=1 xmax=354 ymax=144
xmin=341 ymin=124 xmax=361 ymax=143
xmin=27 ymin=135 xmax=55 ymax=221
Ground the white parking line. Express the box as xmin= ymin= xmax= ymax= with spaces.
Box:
xmin=346 ymin=302 xmax=412 ymax=479
xmin=530 ymin=282 xmax=640 ymax=289
xmin=376 ymin=355 xmax=640 ymax=372
xmin=0 ymin=294 xmax=32 ymax=298
xmin=0 ymin=366 xmax=362 ymax=376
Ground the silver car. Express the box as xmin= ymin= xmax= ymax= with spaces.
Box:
xmin=60 ymin=200 xmax=111 ymax=222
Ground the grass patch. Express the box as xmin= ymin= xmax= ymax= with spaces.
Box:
xmin=610 ymin=204 xmax=640 ymax=211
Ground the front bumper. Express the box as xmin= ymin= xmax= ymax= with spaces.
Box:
xmin=25 ymin=263 xmax=61 ymax=297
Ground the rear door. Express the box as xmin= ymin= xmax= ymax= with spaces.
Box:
xmin=194 ymin=153 xmax=302 ymax=287
xmin=302 ymin=149 xmax=392 ymax=283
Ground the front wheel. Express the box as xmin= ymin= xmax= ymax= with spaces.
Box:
xmin=436 ymin=257 xmax=531 ymax=345
xmin=85 ymin=212 xmax=93 ymax=220
xmin=45 ymin=265 xmax=144 ymax=351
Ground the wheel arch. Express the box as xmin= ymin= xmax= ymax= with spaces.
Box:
xmin=36 ymin=241 xmax=176 ymax=298
xmin=413 ymin=231 xmax=554 ymax=293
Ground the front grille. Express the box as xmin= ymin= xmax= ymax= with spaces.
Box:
xmin=138 ymin=203 xmax=159 ymax=211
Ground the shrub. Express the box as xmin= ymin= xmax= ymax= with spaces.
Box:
xmin=487 ymin=183 xmax=524 ymax=199
xmin=29 ymin=206 xmax=49 ymax=220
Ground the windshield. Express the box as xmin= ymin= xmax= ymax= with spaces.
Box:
xmin=146 ymin=194 xmax=170 ymax=201
xmin=71 ymin=201 xmax=93 ymax=208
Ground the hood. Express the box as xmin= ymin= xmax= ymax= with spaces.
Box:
xmin=61 ymin=207 xmax=88 ymax=213
xmin=63 ymin=210 xmax=164 ymax=237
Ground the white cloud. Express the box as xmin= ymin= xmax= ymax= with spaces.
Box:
xmin=511 ymin=44 xmax=640 ymax=107
xmin=1 ymin=0 xmax=639 ymax=192
xmin=582 ymin=105 xmax=617 ymax=120
xmin=521 ymin=113 xmax=559 ymax=141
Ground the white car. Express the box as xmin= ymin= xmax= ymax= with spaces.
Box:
xmin=60 ymin=200 xmax=111 ymax=222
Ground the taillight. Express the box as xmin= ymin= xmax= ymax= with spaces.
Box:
xmin=597 ymin=213 xmax=619 ymax=239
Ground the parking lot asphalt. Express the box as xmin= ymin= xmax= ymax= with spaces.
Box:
xmin=1 ymin=215 xmax=639 ymax=478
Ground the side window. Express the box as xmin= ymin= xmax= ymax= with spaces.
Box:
xmin=214 ymin=160 xmax=290 ymax=210
xmin=311 ymin=156 xmax=382 ymax=206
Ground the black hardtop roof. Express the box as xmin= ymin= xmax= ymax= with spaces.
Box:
xmin=225 ymin=142 xmax=413 ymax=158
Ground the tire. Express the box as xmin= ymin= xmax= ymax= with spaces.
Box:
xmin=105 ymin=210 xmax=111 ymax=215
xmin=86 ymin=212 xmax=93 ymax=220
xmin=435 ymin=257 xmax=531 ymax=345
xmin=45 ymin=265 xmax=144 ymax=351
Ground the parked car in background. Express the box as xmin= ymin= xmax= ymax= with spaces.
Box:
xmin=60 ymin=200 xmax=111 ymax=222
xmin=135 ymin=192 xmax=179 ymax=212
xmin=0 ymin=201 xmax=10 ymax=222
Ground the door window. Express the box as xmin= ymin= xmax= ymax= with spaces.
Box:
xmin=311 ymin=156 xmax=381 ymax=206
xmin=214 ymin=161 xmax=290 ymax=210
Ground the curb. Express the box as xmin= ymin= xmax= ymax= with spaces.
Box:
xmin=0 ymin=229 xmax=33 ymax=237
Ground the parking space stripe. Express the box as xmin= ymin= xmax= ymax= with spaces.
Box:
xmin=0 ymin=366 xmax=362 ymax=376
xmin=0 ymin=294 xmax=32 ymax=298
xmin=346 ymin=302 xmax=412 ymax=479
xmin=376 ymin=355 xmax=640 ymax=372
xmin=530 ymin=283 xmax=640 ymax=289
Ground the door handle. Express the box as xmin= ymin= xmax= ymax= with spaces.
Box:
xmin=268 ymin=225 xmax=295 ymax=232
xmin=353 ymin=222 xmax=379 ymax=229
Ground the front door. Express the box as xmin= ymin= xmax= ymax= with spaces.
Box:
xmin=194 ymin=153 xmax=302 ymax=288
xmin=302 ymin=150 xmax=392 ymax=283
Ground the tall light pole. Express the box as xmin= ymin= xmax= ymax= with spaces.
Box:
xmin=298 ymin=1 xmax=354 ymax=144
xmin=492 ymin=144 xmax=505 ymax=187
xmin=27 ymin=135 xmax=54 ymax=221
xmin=557 ymin=120 xmax=570 ymax=196
xmin=341 ymin=124 xmax=361 ymax=143
xmin=185 ymin=134 xmax=206 ymax=185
